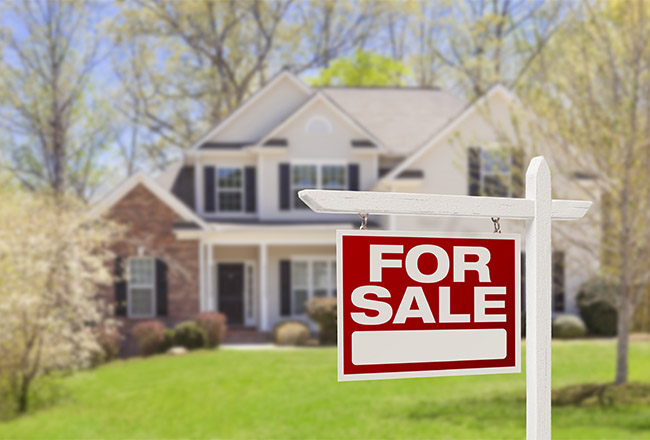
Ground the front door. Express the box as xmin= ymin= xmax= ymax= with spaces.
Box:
xmin=217 ymin=263 xmax=244 ymax=325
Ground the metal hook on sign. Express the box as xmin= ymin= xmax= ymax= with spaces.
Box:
xmin=491 ymin=217 xmax=501 ymax=234
xmin=359 ymin=213 xmax=369 ymax=230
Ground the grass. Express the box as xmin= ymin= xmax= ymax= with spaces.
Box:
xmin=1 ymin=340 xmax=650 ymax=439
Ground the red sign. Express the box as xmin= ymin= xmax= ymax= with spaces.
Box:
xmin=337 ymin=230 xmax=521 ymax=381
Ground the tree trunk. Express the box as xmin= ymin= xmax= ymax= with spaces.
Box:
xmin=615 ymin=300 xmax=630 ymax=384
xmin=17 ymin=377 xmax=30 ymax=413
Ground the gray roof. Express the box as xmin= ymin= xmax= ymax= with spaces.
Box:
xmin=322 ymin=87 xmax=467 ymax=155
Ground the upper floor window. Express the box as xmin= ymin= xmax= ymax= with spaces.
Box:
xmin=204 ymin=165 xmax=256 ymax=215
xmin=481 ymin=149 xmax=511 ymax=197
xmin=292 ymin=164 xmax=346 ymax=209
xmin=128 ymin=257 xmax=156 ymax=318
xmin=217 ymin=167 xmax=243 ymax=212
xmin=468 ymin=147 xmax=522 ymax=198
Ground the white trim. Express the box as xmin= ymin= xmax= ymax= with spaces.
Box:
xmin=189 ymin=71 xmax=312 ymax=151
xmin=175 ymin=232 xmax=338 ymax=244
xmin=257 ymin=92 xmax=386 ymax=151
xmin=89 ymin=171 xmax=210 ymax=230
xmin=336 ymin=229 xmax=521 ymax=382
xmin=381 ymin=85 xmax=517 ymax=182
xmin=259 ymin=244 xmax=269 ymax=331
xmin=207 ymin=244 xmax=214 ymax=310
xmin=199 ymin=242 xmax=206 ymax=311
xmin=126 ymin=257 xmax=157 ymax=319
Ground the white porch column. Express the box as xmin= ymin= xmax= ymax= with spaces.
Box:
xmin=259 ymin=243 xmax=269 ymax=331
xmin=207 ymin=243 xmax=214 ymax=311
xmin=199 ymin=242 xmax=205 ymax=311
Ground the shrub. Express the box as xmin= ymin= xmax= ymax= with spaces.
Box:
xmin=195 ymin=312 xmax=228 ymax=348
xmin=92 ymin=326 xmax=121 ymax=365
xmin=553 ymin=314 xmax=587 ymax=339
xmin=132 ymin=321 xmax=167 ymax=356
xmin=273 ymin=321 xmax=311 ymax=346
xmin=577 ymin=279 xmax=618 ymax=336
xmin=173 ymin=321 xmax=206 ymax=350
xmin=306 ymin=297 xmax=337 ymax=345
xmin=160 ymin=329 xmax=175 ymax=353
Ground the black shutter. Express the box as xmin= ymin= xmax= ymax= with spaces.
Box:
xmin=348 ymin=163 xmax=360 ymax=191
xmin=280 ymin=260 xmax=291 ymax=316
xmin=552 ymin=251 xmax=565 ymax=313
xmin=245 ymin=166 xmax=257 ymax=213
xmin=279 ymin=163 xmax=290 ymax=210
xmin=204 ymin=166 xmax=216 ymax=213
xmin=114 ymin=257 xmax=127 ymax=317
xmin=468 ymin=146 xmax=481 ymax=196
xmin=156 ymin=259 xmax=168 ymax=317
xmin=511 ymin=148 xmax=524 ymax=198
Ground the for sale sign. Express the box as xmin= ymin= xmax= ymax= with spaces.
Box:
xmin=337 ymin=230 xmax=521 ymax=381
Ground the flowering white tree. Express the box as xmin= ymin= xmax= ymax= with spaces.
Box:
xmin=0 ymin=183 xmax=120 ymax=414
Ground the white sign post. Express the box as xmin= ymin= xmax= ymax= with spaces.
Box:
xmin=299 ymin=156 xmax=591 ymax=440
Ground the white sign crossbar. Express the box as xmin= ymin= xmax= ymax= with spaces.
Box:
xmin=299 ymin=190 xmax=591 ymax=221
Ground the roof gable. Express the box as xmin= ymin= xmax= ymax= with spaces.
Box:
xmin=380 ymin=85 xmax=518 ymax=182
xmin=322 ymin=87 xmax=467 ymax=155
xmin=189 ymin=71 xmax=312 ymax=150
xmin=257 ymin=91 xmax=386 ymax=151
xmin=89 ymin=172 xmax=209 ymax=230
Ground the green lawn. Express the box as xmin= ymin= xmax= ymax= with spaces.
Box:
xmin=1 ymin=340 xmax=650 ymax=439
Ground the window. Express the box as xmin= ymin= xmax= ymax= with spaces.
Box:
xmin=321 ymin=166 xmax=346 ymax=189
xmin=128 ymin=258 xmax=156 ymax=317
xmin=217 ymin=167 xmax=243 ymax=212
xmin=291 ymin=259 xmax=337 ymax=315
xmin=480 ymin=149 xmax=512 ymax=197
xmin=305 ymin=116 xmax=332 ymax=133
xmin=292 ymin=164 xmax=346 ymax=209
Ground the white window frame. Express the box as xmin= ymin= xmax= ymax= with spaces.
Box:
xmin=127 ymin=257 xmax=156 ymax=318
xmin=216 ymin=166 xmax=245 ymax=213
xmin=291 ymin=160 xmax=347 ymax=210
xmin=290 ymin=256 xmax=337 ymax=316
xmin=479 ymin=147 xmax=512 ymax=198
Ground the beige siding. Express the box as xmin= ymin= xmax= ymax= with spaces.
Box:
xmin=259 ymin=99 xmax=378 ymax=221
xmin=211 ymin=76 xmax=310 ymax=142
xmin=386 ymin=91 xmax=597 ymax=315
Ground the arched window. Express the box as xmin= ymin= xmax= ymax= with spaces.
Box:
xmin=305 ymin=115 xmax=332 ymax=134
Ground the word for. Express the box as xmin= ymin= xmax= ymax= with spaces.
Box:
xmin=351 ymin=244 xmax=506 ymax=325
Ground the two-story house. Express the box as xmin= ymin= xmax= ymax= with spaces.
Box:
xmin=92 ymin=71 xmax=596 ymax=347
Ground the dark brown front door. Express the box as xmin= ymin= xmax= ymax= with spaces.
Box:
xmin=217 ymin=263 xmax=244 ymax=325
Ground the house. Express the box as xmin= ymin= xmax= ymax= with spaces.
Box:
xmin=92 ymin=71 xmax=597 ymax=349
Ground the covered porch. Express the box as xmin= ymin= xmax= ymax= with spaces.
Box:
xmin=186 ymin=224 xmax=342 ymax=332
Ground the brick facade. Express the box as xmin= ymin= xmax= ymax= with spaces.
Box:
xmin=103 ymin=183 xmax=200 ymax=354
